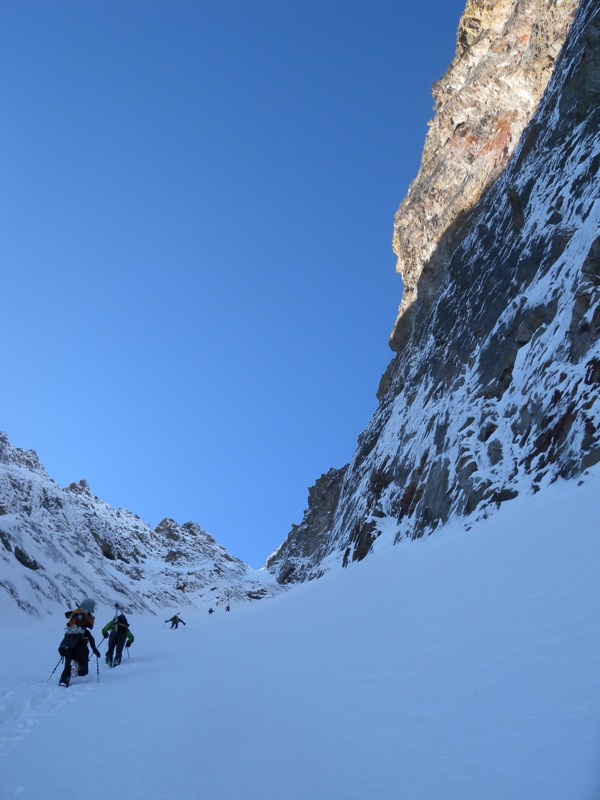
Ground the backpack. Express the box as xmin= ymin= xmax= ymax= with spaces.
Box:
xmin=58 ymin=632 xmax=82 ymax=656
xmin=65 ymin=607 xmax=95 ymax=632
xmin=57 ymin=607 xmax=94 ymax=656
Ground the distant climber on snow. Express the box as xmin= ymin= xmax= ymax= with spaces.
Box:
xmin=166 ymin=613 xmax=185 ymax=629
xmin=102 ymin=610 xmax=134 ymax=667
xmin=58 ymin=598 xmax=101 ymax=688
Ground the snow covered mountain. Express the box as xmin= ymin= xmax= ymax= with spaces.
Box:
xmin=267 ymin=0 xmax=600 ymax=583
xmin=0 ymin=431 xmax=281 ymax=619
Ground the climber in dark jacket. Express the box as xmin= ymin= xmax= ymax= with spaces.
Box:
xmin=58 ymin=598 xmax=101 ymax=687
xmin=102 ymin=612 xmax=135 ymax=667
xmin=166 ymin=613 xmax=185 ymax=629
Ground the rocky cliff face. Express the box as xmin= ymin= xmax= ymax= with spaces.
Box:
xmin=0 ymin=432 xmax=280 ymax=617
xmin=391 ymin=0 xmax=579 ymax=352
xmin=266 ymin=466 xmax=347 ymax=583
xmin=267 ymin=0 xmax=600 ymax=583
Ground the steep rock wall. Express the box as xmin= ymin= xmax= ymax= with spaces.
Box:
xmin=391 ymin=0 xmax=579 ymax=351
xmin=267 ymin=0 xmax=599 ymax=583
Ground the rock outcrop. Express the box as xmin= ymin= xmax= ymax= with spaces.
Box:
xmin=267 ymin=0 xmax=600 ymax=582
xmin=266 ymin=467 xmax=347 ymax=583
xmin=391 ymin=0 xmax=579 ymax=352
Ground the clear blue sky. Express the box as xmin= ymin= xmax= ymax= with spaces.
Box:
xmin=1 ymin=0 xmax=465 ymax=567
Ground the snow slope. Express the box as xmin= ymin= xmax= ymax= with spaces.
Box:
xmin=1 ymin=469 xmax=598 ymax=800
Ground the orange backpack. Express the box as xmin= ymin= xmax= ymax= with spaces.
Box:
xmin=65 ymin=607 xmax=95 ymax=630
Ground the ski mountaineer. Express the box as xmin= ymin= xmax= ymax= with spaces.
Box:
xmin=166 ymin=613 xmax=185 ymax=629
xmin=102 ymin=611 xmax=134 ymax=667
xmin=58 ymin=598 xmax=101 ymax=688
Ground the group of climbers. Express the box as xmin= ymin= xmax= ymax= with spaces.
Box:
xmin=57 ymin=599 xmax=134 ymax=688
xmin=56 ymin=601 xmax=226 ymax=687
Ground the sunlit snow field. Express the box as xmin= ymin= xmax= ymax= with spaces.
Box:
xmin=1 ymin=468 xmax=599 ymax=800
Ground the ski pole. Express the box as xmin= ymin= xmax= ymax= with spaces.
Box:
xmin=47 ymin=657 xmax=63 ymax=682
xmin=93 ymin=636 xmax=107 ymax=658
xmin=96 ymin=655 xmax=100 ymax=684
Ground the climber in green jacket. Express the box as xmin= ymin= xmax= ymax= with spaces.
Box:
xmin=102 ymin=611 xmax=134 ymax=667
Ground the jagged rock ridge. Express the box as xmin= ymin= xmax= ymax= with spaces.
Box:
xmin=0 ymin=432 xmax=280 ymax=616
xmin=267 ymin=0 xmax=600 ymax=583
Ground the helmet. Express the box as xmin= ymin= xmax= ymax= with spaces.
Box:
xmin=80 ymin=598 xmax=96 ymax=613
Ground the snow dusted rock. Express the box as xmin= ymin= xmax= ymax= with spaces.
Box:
xmin=0 ymin=432 xmax=281 ymax=617
xmin=266 ymin=467 xmax=347 ymax=583
xmin=267 ymin=0 xmax=600 ymax=583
